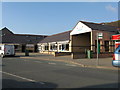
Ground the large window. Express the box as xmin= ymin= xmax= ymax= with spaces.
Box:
xmin=45 ymin=45 xmax=49 ymax=50
xmin=50 ymin=44 xmax=57 ymax=51
xmin=59 ymin=43 xmax=69 ymax=51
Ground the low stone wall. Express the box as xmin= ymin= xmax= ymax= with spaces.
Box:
xmin=39 ymin=51 xmax=55 ymax=55
xmin=40 ymin=51 xmax=113 ymax=59
xmin=92 ymin=53 xmax=113 ymax=58
xmin=54 ymin=52 xmax=71 ymax=57
xmin=71 ymin=52 xmax=113 ymax=59
xmin=71 ymin=52 xmax=86 ymax=59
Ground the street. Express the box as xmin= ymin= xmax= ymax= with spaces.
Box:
xmin=2 ymin=56 xmax=119 ymax=88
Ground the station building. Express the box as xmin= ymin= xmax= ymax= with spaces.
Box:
xmin=0 ymin=27 xmax=47 ymax=52
xmin=38 ymin=21 xmax=118 ymax=58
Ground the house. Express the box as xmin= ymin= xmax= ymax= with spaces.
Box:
xmin=0 ymin=27 xmax=47 ymax=52
xmin=38 ymin=21 xmax=118 ymax=58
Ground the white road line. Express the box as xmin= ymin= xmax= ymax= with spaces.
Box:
xmin=34 ymin=61 xmax=42 ymax=63
xmin=48 ymin=63 xmax=56 ymax=65
xmin=24 ymin=60 xmax=28 ymax=61
xmin=0 ymin=71 xmax=45 ymax=85
xmin=65 ymin=64 xmax=77 ymax=67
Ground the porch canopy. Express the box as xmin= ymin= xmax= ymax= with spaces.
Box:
xmin=112 ymin=34 xmax=120 ymax=40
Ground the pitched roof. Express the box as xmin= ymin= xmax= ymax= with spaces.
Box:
xmin=39 ymin=30 xmax=72 ymax=43
xmin=15 ymin=34 xmax=47 ymax=37
xmin=80 ymin=21 xmax=118 ymax=32
xmin=0 ymin=27 xmax=47 ymax=44
xmin=0 ymin=27 xmax=14 ymax=35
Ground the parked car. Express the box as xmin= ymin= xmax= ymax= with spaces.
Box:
xmin=112 ymin=45 xmax=120 ymax=67
xmin=0 ymin=45 xmax=15 ymax=58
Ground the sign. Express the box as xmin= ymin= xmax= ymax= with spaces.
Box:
xmin=112 ymin=34 xmax=120 ymax=40
xmin=96 ymin=33 xmax=103 ymax=66
xmin=98 ymin=33 xmax=103 ymax=39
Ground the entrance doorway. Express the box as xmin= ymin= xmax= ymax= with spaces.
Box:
xmin=34 ymin=45 xmax=38 ymax=52
xmin=104 ymin=41 xmax=109 ymax=52
xmin=22 ymin=45 xmax=26 ymax=52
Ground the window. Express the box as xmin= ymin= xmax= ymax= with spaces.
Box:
xmin=66 ymin=44 xmax=69 ymax=51
xmin=59 ymin=45 xmax=62 ymax=50
xmin=118 ymin=50 xmax=120 ymax=53
xmin=50 ymin=44 xmax=57 ymax=51
xmin=59 ymin=43 xmax=69 ymax=51
xmin=14 ymin=45 xmax=19 ymax=49
xmin=62 ymin=44 xmax=65 ymax=50
xmin=45 ymin=45 xmax=49 ymax=50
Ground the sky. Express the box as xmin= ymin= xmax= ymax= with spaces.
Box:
xmin=1 ymin=2 xmax=119 ymax=35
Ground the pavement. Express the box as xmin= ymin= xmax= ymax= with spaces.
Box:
xmin=16 ymin=53 xmax=119 ymax=70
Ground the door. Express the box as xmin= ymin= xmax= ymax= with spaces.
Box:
xmin=10 ymin=45 xmax=15 ymax=55
xmin=34 ymin=45 xmax=38 ymax=52
xmin=104 ymin=41 xmax=109 ymax=52
xmin=22 ymin=45 xmax=26 ymax=52
xmin=5 ymin=45 xmax=11 ymax=55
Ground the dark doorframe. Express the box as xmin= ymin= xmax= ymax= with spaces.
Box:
xmin=34 ymin=45 xmax=38 ymax=52
xmin=22 ymin=44 xmax=26 ymax=52
xmin=104 ymin=41 xmax=109 ymax=52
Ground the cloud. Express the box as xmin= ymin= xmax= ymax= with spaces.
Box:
xmin=105 ymin=5 xmax=117 ymax=12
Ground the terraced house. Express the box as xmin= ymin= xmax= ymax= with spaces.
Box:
xmin=38 ymin=21 xmax=118 ymax=59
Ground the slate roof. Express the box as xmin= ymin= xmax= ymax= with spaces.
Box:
xmin=39 ymin=30 xmax=72 ymax=43
xmin=40 ymin=21 xmax=118 ymax=43
xmin=80 ymin=21 xmax=118 ymax=32
xmin=0 ymin=27 xmax=47 ymax=44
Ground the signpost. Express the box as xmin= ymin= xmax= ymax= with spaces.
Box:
xmin=97 ymin=33 xmax=103 ymax=66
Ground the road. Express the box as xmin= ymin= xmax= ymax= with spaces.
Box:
xmin=2 ymin=56 xmax=119 ymax=88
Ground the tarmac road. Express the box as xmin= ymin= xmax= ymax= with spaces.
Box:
xmin=2 ymin=57 xmax=119 ymax=89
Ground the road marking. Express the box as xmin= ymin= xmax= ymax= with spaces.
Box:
xmin=48 ymin=63 xmax=56 ymax=65
xmin=0 ymin=71 xmax=45 ymax=85
xmin=65 ymin=64 xmax=77 ymax=67
xmin=24 ymin=60 xmax=28 ymax=61
xmin=34 ymin=61 xmax=42 ymax=63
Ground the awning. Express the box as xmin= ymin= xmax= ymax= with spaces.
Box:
xmin=112 ymin=34 xmax=120 ymax=40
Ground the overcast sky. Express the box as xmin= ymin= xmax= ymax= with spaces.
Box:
xmin=2 ymin=2 xmax=118 ymax=35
